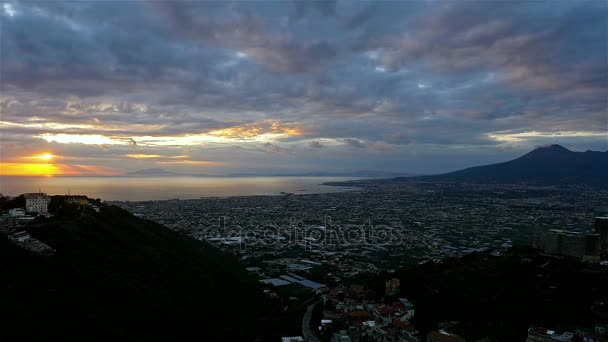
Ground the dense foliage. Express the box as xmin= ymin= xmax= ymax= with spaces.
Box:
xmin=1 ymin=205 xmax=266 ymax=341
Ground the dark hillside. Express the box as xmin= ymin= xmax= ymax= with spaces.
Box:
xmin=1 ymin=205 xmax=265 ymax=341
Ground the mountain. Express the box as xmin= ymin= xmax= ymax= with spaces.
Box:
xmin=1 ymin=202 xmax=266 ymax=340
xmin=125 ymin=167 xmax=178 ymax=175
xmin=227 ymin=170 xmax=416 ymax=177
xmin=418 ymin=144 xmax=608 ymax=185
xmin=125 ymin=168 xmax=213 ymax=177
xmin=125 ymin=168 xmax=415 ymax=178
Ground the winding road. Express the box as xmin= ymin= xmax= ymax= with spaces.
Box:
xmin=302 ymin=300 xmax=321 ymax=342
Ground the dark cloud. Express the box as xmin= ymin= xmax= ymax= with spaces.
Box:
xmin=260 ymin=142 xmax=287 ymax=154
xmin=309 ymin=141 xmax=324 ymax=149
xmin=127 ymin=138 xmax=137 ymax=148
xmin=343 ymin=138 xmax=366 ymax=149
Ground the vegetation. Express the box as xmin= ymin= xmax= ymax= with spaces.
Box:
xmin=389 ymin=248 xmax=607 ymax=340
xmin=1 ymin=205 xmax=268 ymax=341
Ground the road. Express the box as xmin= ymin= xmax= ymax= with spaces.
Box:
xmin=302 ymin=300 xmax=321 ymax=342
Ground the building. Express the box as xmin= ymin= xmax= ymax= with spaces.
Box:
xmin=281 ymin=337 xmax=304 ymax=342
xmin=526 ymin=327 xmax=574 ymax=342
xmin=427 ymin=331 xmax=465 ymax=342
xmin=8 ymin=208 xmax=25 ymax=217
xmin=595 ymin=217 xmax=608 ymax=253
xmin=24 ymin=193 xmax=50 ymax=214
xmin=386 ymin=277 xmax=400 ymax=296
xmin=9 ymin=231 xmax=30 ymax=242
xmin=66 ymin=195 xmax=89 ymax=206
xmin=585 ymin=233 xmax=601 ymax=258
xmin=535 ymin=229 xmax=600 ymax=260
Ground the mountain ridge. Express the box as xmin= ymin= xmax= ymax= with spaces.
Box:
xmin=124 ymin=169 xmax=416 ymax=177
xmin=414 ymin=144 xmax=608 ymax=185
xmin=325 ymin=145 xmax=608 ymax=187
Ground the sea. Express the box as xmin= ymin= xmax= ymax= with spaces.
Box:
xmin=0 ymin=176 xmax=361 ymax=201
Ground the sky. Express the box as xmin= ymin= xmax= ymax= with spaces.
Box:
xmin=0 ymin=0 xmax=606 ymax=176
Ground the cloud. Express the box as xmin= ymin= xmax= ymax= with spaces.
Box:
xmin=309 ymin=140 xmax=324 ymax=149
xmin=0 ymin=1 xmax=605 ymax=175
xmin=260 ymin=142 xmax=287 ymax=154
xmin=343 ymin=138 xmax=366 ymax=149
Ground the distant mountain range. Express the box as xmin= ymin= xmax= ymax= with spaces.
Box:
xmin=227 ymin=170 xmax=417 ymax=177
xmin=412 ymin=144 xmax=607 ymax=186
xmin=125 ymin=168 xmax=181 ymax=175
xmin=125 ymin=168 xmax=415 ymax=178
xmin=126 ymin=145 xmax=607 ymax=185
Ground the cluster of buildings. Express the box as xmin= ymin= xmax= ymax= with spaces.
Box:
xmin=1 ymin=193 xmax=99 ymax=254
xmin=526 ymin=324 xmax=608 ymax=342
xmin=111 ymin=183 xmax=608 ymax=341
xmin=260 ymin=272 xmax=327 ymax=292
xmin=114 ymin=183 xmax=607 ymax=280
xmin=319 ymin=281 xmax=419 ymax=342
xmin=316 ymin=280 xmax=474 ymax=342
xmin=1 ymin=193 xmax=54 ymax=254
xmin=534 ymin=217 xmax=608 ymax=261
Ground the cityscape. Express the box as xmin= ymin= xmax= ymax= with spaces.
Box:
xmin=1 ymin=0 xmax=607 ymax=341
xmin=114 ymin=182 xmax=607 ymax=269
xmin=2 ymin=176 xmax=608 ymax=341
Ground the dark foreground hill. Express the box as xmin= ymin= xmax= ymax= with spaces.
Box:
xmin=0 ymin=205 xmax=265 ymax=341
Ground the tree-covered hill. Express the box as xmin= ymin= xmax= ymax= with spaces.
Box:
xmin=1 ymin=205 xmax=265 ymax=341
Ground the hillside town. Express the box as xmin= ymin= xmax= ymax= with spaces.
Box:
xmin=111 ymin=182 xmax=608 ymax=341
xmin=113 ymin=183 xmax=608 ymax=272
xmin=0 ymin=193 xmax=101 ymax=254
xmin=2 ymin=183 xmax=608 ymax=341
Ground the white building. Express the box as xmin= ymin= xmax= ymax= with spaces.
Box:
xmin=281 ymin=337 xmax=304 ymax=342
xmin=9 ymin=208 xmax=25 ymax=216
xmin=24 ymin=193 xmax=50 ymax=214
xmin=9 ymin=231 xmax=30 ymax=242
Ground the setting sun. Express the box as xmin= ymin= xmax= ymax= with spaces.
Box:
xmin=36 ymin=153 xmax=54 ymax=161
xmin=23 ymin=153 xmax=56 ymax=161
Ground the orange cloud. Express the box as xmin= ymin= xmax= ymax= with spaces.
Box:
xmin=207 ymin=120 xmax=303 ymax=139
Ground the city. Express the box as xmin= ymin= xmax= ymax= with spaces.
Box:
xmin=1 ymin=0 xmax=607 ymax=341
xmin=2 ymin=181 xmax=608 ymax=341
xmin=113 ymin=182 xmax=608 ymax=272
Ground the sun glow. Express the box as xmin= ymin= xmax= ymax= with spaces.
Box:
xmin=0 ymin=163 xmax=60 ymax=176
xmin=0 ymin=162 xmax=122 ymax=176
xmin=35 ymin=153 xmax=54 ymax=161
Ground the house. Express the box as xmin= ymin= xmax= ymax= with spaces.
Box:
xmin=66 ymin=195 xmax=89 ymax=206
xmin=373 ymin=305 xmax=397 ymax=324
xmin=281 ymin=337 xmax=304 ymax=342
xmin=332 ymin=331 xmax=352 ymax=342
xmin=526 ymin=327 xmax=575 ymax=342
xmin=9 ymin=208 xmax=25 ymax=217
xmin=386 ymin=277 xmax=400 ymax=296
xmin=9 ymin=231 xmax=30 ymax=242
xmin=427 ymin=331 xmax=465 ymax=342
